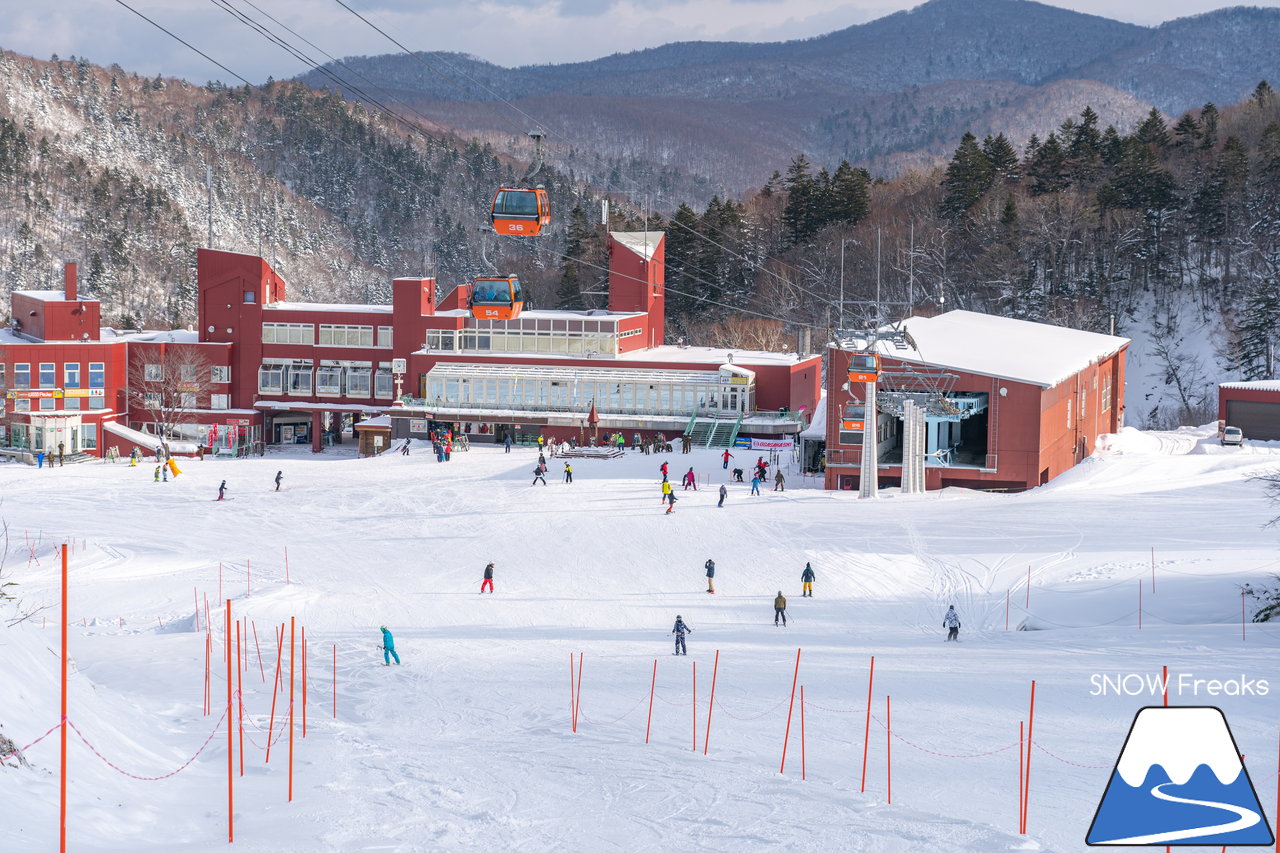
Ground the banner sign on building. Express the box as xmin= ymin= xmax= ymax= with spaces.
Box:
xmin=750 ymin=438 xmax=795 ymax=451
xmin=733 ymin=437 xmax=752 ymax=448
xmin=7 ymin=389 xmax=64 ymax=399
xmin=63 ymin=388 xmax=106 ymax=398
xmin=409 ymin=419 xmax=430 ymax=433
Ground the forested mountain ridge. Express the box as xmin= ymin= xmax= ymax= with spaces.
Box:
xmin=302 ymin=0 xmax=1280 ymax=195
xmin=0 ymin=49 xmax=602 ymax=329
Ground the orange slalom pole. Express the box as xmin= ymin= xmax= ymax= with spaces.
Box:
xmin=886 ymin=695 xmax=892 ymax=804
xmin=265 ymin=623 xmax=284 ymax=764
xmin=692 ymin=660 xmax=697 ymax=752
xmin=569 ymin=652 xmax=576 ymax=732
xmin=800 ymin=685 xmax=806 ymax=781
xmin=574 ymin=653 xmax=583 ymax=733
xmin=703 ymin=650 xmax=719 ymax=756
xmin=225 ymin=601 xmax=233 ymax=843
xmin=302 ymin=628 xmax=307 ymax=738
xmin=779 ymin=648 xmax=802 ymax=774
xmin=236 ymin=620 xmax=244 ymax=778
xmin=252 ymin=621 xmax=265 ymax=682
xmin=860 ymin=656 xmax=875 ymax=792
xmin=1023 ymin=680 xmax=1036 ymax=834
xmin=645 ymin=659 xmax=657 ymax=744
xmin=288 ymin=616 xmax=296 ymax=802
xmin=1019 ymin=721 xmax=1025 ymax=832
xmin=59 ymin=543 xmax=68 ymax=853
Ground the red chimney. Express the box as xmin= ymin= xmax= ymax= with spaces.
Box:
xmin=64 ymin=261 xmax=78 ymax=301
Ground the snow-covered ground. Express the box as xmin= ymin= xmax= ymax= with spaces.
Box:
xmin=3 ymin=425 xmax=1280 ymax=852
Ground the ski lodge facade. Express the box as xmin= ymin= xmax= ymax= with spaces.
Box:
xmin=0 ymin=233 xmax=823 ymax=458
xmin=1218 ymin=381 xmax=1280 ymax=441
xmin=822 ymin=311 xmax=1129 ymax=492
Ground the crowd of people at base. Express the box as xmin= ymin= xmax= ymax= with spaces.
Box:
xmin=656 ymin=455 xmax=785 ymax=513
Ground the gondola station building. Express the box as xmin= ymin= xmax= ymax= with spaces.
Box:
xmin=823 ymin=312 xmax=1129 ymax=492
xmin=2 ymin=232 xmax=822 ymax=458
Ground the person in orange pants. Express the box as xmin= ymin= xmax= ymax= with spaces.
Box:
xmin=480 ymin=562 xmax=494 ymax=593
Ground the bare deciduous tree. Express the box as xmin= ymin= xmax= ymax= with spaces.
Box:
xmin=127 ymin=346 xmax=215 ymax=451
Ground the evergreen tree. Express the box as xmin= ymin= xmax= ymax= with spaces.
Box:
xmin=1199 ymin=103 xmax=1219 ymax=150
xmin=1025 ymin=132 xmax=1069 ymax=195
xmin=1100 ymin=125 xmax=1125 ymax=167
xmin=555 ymin=205 xmax=592 ymax=310
xmin=781 ymin=154 xmax=818 ymax=245
xmin=1134 ymin=108 xmax=1171 ymax=150
xmin=663 ymin=202 xmax=709 ymax=318
xmin=939 ymin=132 xmax=993 ymax=220
xmin=982 ymin=133 xmax=1019 ymax=184
xmin=1173 ymin=113 xmax=1202 ymax=149
xmin=828 ymin=160 xmax=870 ymax=225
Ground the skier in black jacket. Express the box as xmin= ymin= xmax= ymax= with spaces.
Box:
xmin=704 ymin=559 xmax=715 ymax=594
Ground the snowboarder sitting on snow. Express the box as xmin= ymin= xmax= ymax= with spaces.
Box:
xmin=705 ymin=559 xmax=715 ymax=594
xmin=480 ymin=562 xmax=494 ymax=593
xmin=943 ymin=605 xmax=961 ymax=641
xmin=275 ymin=470 xmax=283 ymax=491
xmin=801 ymin=562 xmax=815 ymax=597
xmin=380 ymin=625 xmax=401 ymax=665
xmin=774 ymin=591 xmax=787 ymax=626
xmin=671 ymin=615 xmax=692 ymax=655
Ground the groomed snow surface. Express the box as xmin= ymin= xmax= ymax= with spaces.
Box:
xmin=3 ymin=424 xmax=1280 ymax=852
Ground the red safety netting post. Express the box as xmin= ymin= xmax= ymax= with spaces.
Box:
xmin=284 ymin=547 xmax=290 ymax=585
xmin=301 ymin=628 xmax=307 ymax=739
xmin=288 ymin=616 xmax=295 ymax=803
xmin=225 ymin=600 xmax=233 ymax=843
xmin=860 ymin=656 xmax=875 ymax=792
xmin=645 ymin=659 xmax=657 ymax=744
xmin=59 ymin=543 xmax=68 ymax=853
xmin=886 ymin=695 xmax=891 ymax=804
xmin=1022 ymin=680 xmax=1036 ymax=834
xmin=332 ymin=645 xmax=337 ymax=719
xmin=800 ymin=685 xmax=807 ymax=781
xmin=574 ymin=653 xmax=583 ymax=734
xmin=703 ymin=650 xmax=719 ymax=756
xmin=692 ymin=660 xmax=697 ymax=752
xmin=779 ymin=648 xmax=802 ymax=775
xmin=236 ymin=620 xmax=244 ymax=778
xmin=265 ymin=623 xmax=284 ymax=764
xmin=569 ymin=652 xmax=576 ymax=732
xmin=1018 ymin=721 xmax=1024 ymax=832
xmin=252 ymin=622 xmax=265 ymax=683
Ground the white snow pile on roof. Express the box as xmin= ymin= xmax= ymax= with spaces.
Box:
xmin=13 ymin=290 xmax=68 ymax=302
xmin=609 ymin=231 xmax=663 ymax=262
xmin=800 ymin=391 xmax=827 ymax=438
xmin=355 ymin=415 xmax=392 ymax=428
xmin=103 ymin=422 xmax=199 ymax=454
xmin=866 ymin=310 xmax=1128 ymax=388
xmin=1220 ymin=380 xmax=1280 ymax=392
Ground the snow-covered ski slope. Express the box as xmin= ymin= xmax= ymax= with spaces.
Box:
xmin=3 ymin=424 xmax=1280 ymax=852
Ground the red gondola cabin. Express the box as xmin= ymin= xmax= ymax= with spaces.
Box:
xmin=470 ymin=275 xmax=525 ymax=321
xmin=491 ymin=187 xmax=550 ymax=237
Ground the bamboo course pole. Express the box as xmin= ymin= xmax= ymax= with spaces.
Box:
xmin=645 ymin=659 xmax=657 ymax=744
xmin=265 ymin=624 xmax=284 ymax=764
xmin=779 ymin=648 xmax=801 ymax=774
xmin=288 ymin=616 xmax=295 ymax=803
xmin=703 ymin=650 xmax=719 ymax=756
xmin=886 ymin=695 xmax=891 ymax=805
xmin=59 ymin=544 xmax=68 ymax=853
xmin=861 ymin=656 xmax=875 ymax=792
xmin=225 ymin=601 xmax=233 ymax=843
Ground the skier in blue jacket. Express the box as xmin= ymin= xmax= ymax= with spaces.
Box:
xmin=671 ymin=615 xmax=693 ymax=655
xmin=380 ymin=625 xmax=401 ymax=665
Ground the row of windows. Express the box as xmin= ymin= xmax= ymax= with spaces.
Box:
xmin=424 ymin=376 xmax=751 ymax=415
xmin=425 ymin=329 xmax=620 ymax=356
xmin=140 ymin=365 xmax=231 ymax=383
xmin=258 ymin=365 xmax=394 ymax=398
xmin=263 ymin=323 xmax=393 ymax=348
xmin=6 ymin=362 xmax=106 ymax=389
xmin=8 ymin=396 xmax=107 ymax=413
xmin=469 ymin=317 xmax=618 ymax=333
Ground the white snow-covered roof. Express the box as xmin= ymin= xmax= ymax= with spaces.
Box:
xmin=103 ymin=422 xmax=199 ymax=454
xmin=609 ymin=231 xmax=664 ymax=262
xmin=13 ymin=290 xmax=71 ymax=302
xmin=1220 ymin=380 xmax=1280 ymax=392
xmin=847 ymin=311 xmax=1128 ymax=388
xmin=800 ymin=392 xmax=827 ymax=438
xmin=264 ymin=302 xmax=393 ymax=314
xmin=355 ymin=415 xmax=392 ymax=429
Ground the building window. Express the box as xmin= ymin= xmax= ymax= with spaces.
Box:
xmin=82 ymin=423 xmax=97 ymax=450
xmin=144 ymin=363 xmax=164 ymax=382
xmin=88 ymin=362 xmax=105 ymax=388
xmin=13 ymin=363 xmax=29 ymax=389
xmin=64 ymin=397 xmax=81 ymax=411
xmin=211 ymin=394 xmax=230 ymax=410
xmin=211 ymin=365 xmax=230 ymax=383
xmin=258 ymin=364 xmax=285 ymax=394
xmin=346 ymin=369 xmax=371 ymax=397
xmin=39 ymin=397 xmax=55 ymax=411
xmin=318 ymin=324 xmax=374 ymax=347
xmin=374 ymin=369 xmax=394 ymax=399
xmin=316 ymin=366 xmax=343 ymax=395
xmin=1067 ymin=397 xmax=1072 ymax=428
xmin=63 ymin=363 xmax=80 ymax=388
xmin=287 ymin=365 xmax=312 ymax=395
xmin=262 ymin=323 xmax=315 ymax=345
xmin=1080 ymin=390 xmax=1086 ymax=421
xmin=180 ymin=364 xmax=198 ymax=383
xmin=14 ymin=398 xmax=30 ymax=412
xmin=426 ymin=331 xmax=457 ymax=351
xmin=244 ymin=290 xmax=256 ymax=304
xmin=39 ymin=362 xmax=56 ymax=387
xmin=1101 ymin=373 xmax=1112 ymax=412
xmin=88 ymin=394 xmax=105 ymax=410
xmin=144 ymin=392 xmax=160 ymax=409
xmin=180 ymin=393 xmax=197 ymax=408
xmin=0 ymin=363 xmax=6 ymax=388
xmin=377 ymin=326 xmax=393 ymax=348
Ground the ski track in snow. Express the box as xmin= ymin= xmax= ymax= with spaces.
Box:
xmin=1 ymin=427 xmax=1278 ymax=851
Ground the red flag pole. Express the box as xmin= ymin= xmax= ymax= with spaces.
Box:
xmin=574 ymin=653 xmax=583 ymax=733
xmin=703 ymin=650 xmax=719 ymax=756
xmin=569 ymin=652 xmax=576 ymax=732
xmin=253 ymin=621 xmax=265 ymax=682
xmin=1018 ymin=721 xmax=1024 ymax=832
xmin=288 ymin=616 xmax=295 ymax=802
xmin=645 ymin=659 xmax=657 ymax=744
xmin=59 ymin=544 xmax=68 ymax=853
xmin=860 ymin=656 xmax=875 ymax=792
xmin=779 ymin=648 xmax=802 ymax=774
xmin=886 ymin=695 xmax=891 ymax=804
xmin=302 ymin=627 xmax=307 ymax=738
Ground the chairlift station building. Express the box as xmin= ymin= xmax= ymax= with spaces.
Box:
xmin=823 ymin=312 xmax=1129 ymax=492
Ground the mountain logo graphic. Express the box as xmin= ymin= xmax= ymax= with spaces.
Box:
xmin=1087 ymin=706 xmax=1274 ymax=846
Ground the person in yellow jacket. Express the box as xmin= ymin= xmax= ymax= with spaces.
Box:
xmin=774 ymin=591 xmax=787 ymax=626
xmin=661 ymin=479 xmax=672 ymax=502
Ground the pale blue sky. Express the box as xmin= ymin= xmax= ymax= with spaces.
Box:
xmin=4 ymin=0 xmax=1277 ymax=85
